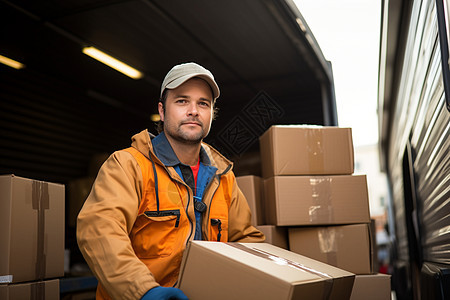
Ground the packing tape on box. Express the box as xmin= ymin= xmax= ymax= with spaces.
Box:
xmin=227 ymin=243 xmax=333 ymax=299
xmin=31 ymin=281 xmax=45 ymax=300
xmin=308 ymin=178 xmax=334 ymax=223
xmin=318 ymin=228 xmax=339 ymax=266
xmin=32 ymin=181 xmax=49 ymax=280
xmin=306 ymin=129 xmax=325 ymax=173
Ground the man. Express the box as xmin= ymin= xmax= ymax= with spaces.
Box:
xmin=77 ymin=62 xmax=265 ymax=300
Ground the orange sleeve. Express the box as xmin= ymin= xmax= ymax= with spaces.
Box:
xmin=226 ymin=172 xmax=265 ymax=243
xmin=76 ymin=150 xmax=159 ymax=300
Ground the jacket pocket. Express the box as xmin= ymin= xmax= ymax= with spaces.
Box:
xmin=209 ymin=218 xmax=228 ymax=242
xmin=131 ymin=209 xmax=181 ymax=258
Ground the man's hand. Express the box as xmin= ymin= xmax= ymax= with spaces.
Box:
xmin=141 ymin=286 xmax=188 ymax=300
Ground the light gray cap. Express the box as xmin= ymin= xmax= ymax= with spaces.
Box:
xmin=160 ymin=62 xmax=220 ymax=100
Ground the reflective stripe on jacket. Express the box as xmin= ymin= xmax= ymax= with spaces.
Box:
xmin=76 ymin=129 xmax=265 ymax=300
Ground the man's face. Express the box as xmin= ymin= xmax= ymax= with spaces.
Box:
xmin=159 ymin=77 xmax=214 ymax=145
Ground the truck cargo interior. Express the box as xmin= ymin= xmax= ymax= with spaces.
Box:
xmin=0 ymin=0 xmax=337 ymax=183
xmin=0 ymin=0 xmax=339 ymax=297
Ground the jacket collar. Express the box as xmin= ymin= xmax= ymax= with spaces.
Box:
xmin=151 ymin=132 xmax=211 ymax=167
xmin=130 ymin=129 xmax=232 ymax=173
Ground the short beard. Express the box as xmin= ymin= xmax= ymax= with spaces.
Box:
xmin=164 ymin=120 xmax=207 ymax=145
xmin=172 ymin=127 xmax=205 ymax=144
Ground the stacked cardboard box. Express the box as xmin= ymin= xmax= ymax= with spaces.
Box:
xmin=236 ymin=175 xmax=289 ymax=249
xmin=259 ymin=125 xmax=354 ymax=177
xmin=349 ymin=273 xmax=391 ymax=300
xmin=288 ymin=224 xmax=373 ymax=274
xmin=0 ymin=175 xmax=65 ymax=300
xmin=236 ymin=175 xmax=265 ymax=227
xmin=0 ymin=279 xmax=60 ymax=300
xmin=258 ymin=125 xmax=390 ymax=298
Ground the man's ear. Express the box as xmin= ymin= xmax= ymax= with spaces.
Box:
xmin=158 ymin=102 xmax=164 ymax=122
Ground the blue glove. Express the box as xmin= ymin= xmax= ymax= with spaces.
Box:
xmin=141 ymin=286 xmax=188 ymax=300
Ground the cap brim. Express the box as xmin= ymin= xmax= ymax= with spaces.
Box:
xmin=165 ymin=73 xmax=220 ymax=100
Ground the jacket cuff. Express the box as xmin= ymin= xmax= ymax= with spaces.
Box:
xmin=123 ymin=276 xmax=160 ymax=300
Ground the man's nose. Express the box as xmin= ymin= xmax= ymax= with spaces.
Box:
xmin=187 ymin=102 xmax=199 ymax=116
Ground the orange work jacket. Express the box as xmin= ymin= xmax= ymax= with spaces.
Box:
xmin=77 ymin=129 xmax=265 ymax=300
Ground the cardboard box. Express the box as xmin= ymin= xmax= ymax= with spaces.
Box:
xmin=256 ymin=225 xmax=288 ymax=249
xmin=350 ymin=273 xmax=391 ymax=300
xmin=0 ymin=279 xmax=59 ymax=300
xmin=0 ymin=175 xmax=65 ymax=283
xmin=369 ymin=219 xmax=379 ymax=273
xmin=236 ymin=175 xmax=265 ymax=226
xmin=264 ymin=175 xmax=370 ymax=226
xmin=289 ymin=224 xmax=373 ymax=274
xmin=178 ymin=241 xmax=355 ymax=300
xmin=259 ymin=125 xmax=354 ymax=178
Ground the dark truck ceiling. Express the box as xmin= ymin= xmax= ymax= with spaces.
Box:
xmin=0 ymin=0 xmax=336 ymax=182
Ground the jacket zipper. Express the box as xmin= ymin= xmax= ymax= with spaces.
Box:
xmin=144 ymin=210 xmax=181 ymax=227
xmin=210 ymin=218 xmax=222 ymax=241
xmin=150 ymin=151 xmax=232 ymax=245
xmin=184 ymin=186 xmax=194 ymax=243
xmin=206 ymin=164 xmax=232 ymax=240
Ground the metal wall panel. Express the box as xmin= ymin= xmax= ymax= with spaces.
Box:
xmin=387 ymin=0 xmax=450 ymax=270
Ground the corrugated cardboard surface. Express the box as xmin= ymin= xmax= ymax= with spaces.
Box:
xmin=264 ymin=175 xmax=370 ymax=226
xmin=0 ymin=175 xmax=65 ymax=283
xmin=236 ymin=175 xmax=265 ymax=226
xmin=0 ymin=279 xmax=60 ymax=300
xmin=349 ymin=273 xmax=391 ymax=300
xmin=178 ymin=241 xmax=355 ymax=300
xmin=369 ymin=219 xmax=379 ymax=273
xmin=289 ymin=224 xmax=373 ymax=274
xmin=259 ymin=126 xmax=354 ymax=178
xmin=256 ymin=225 xmax=288 ymax=249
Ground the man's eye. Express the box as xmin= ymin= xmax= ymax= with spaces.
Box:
xmin=176 ymin=99 xmax=187 ymax=103
xmin=199 ymin=102 xmax=210 ymax=107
